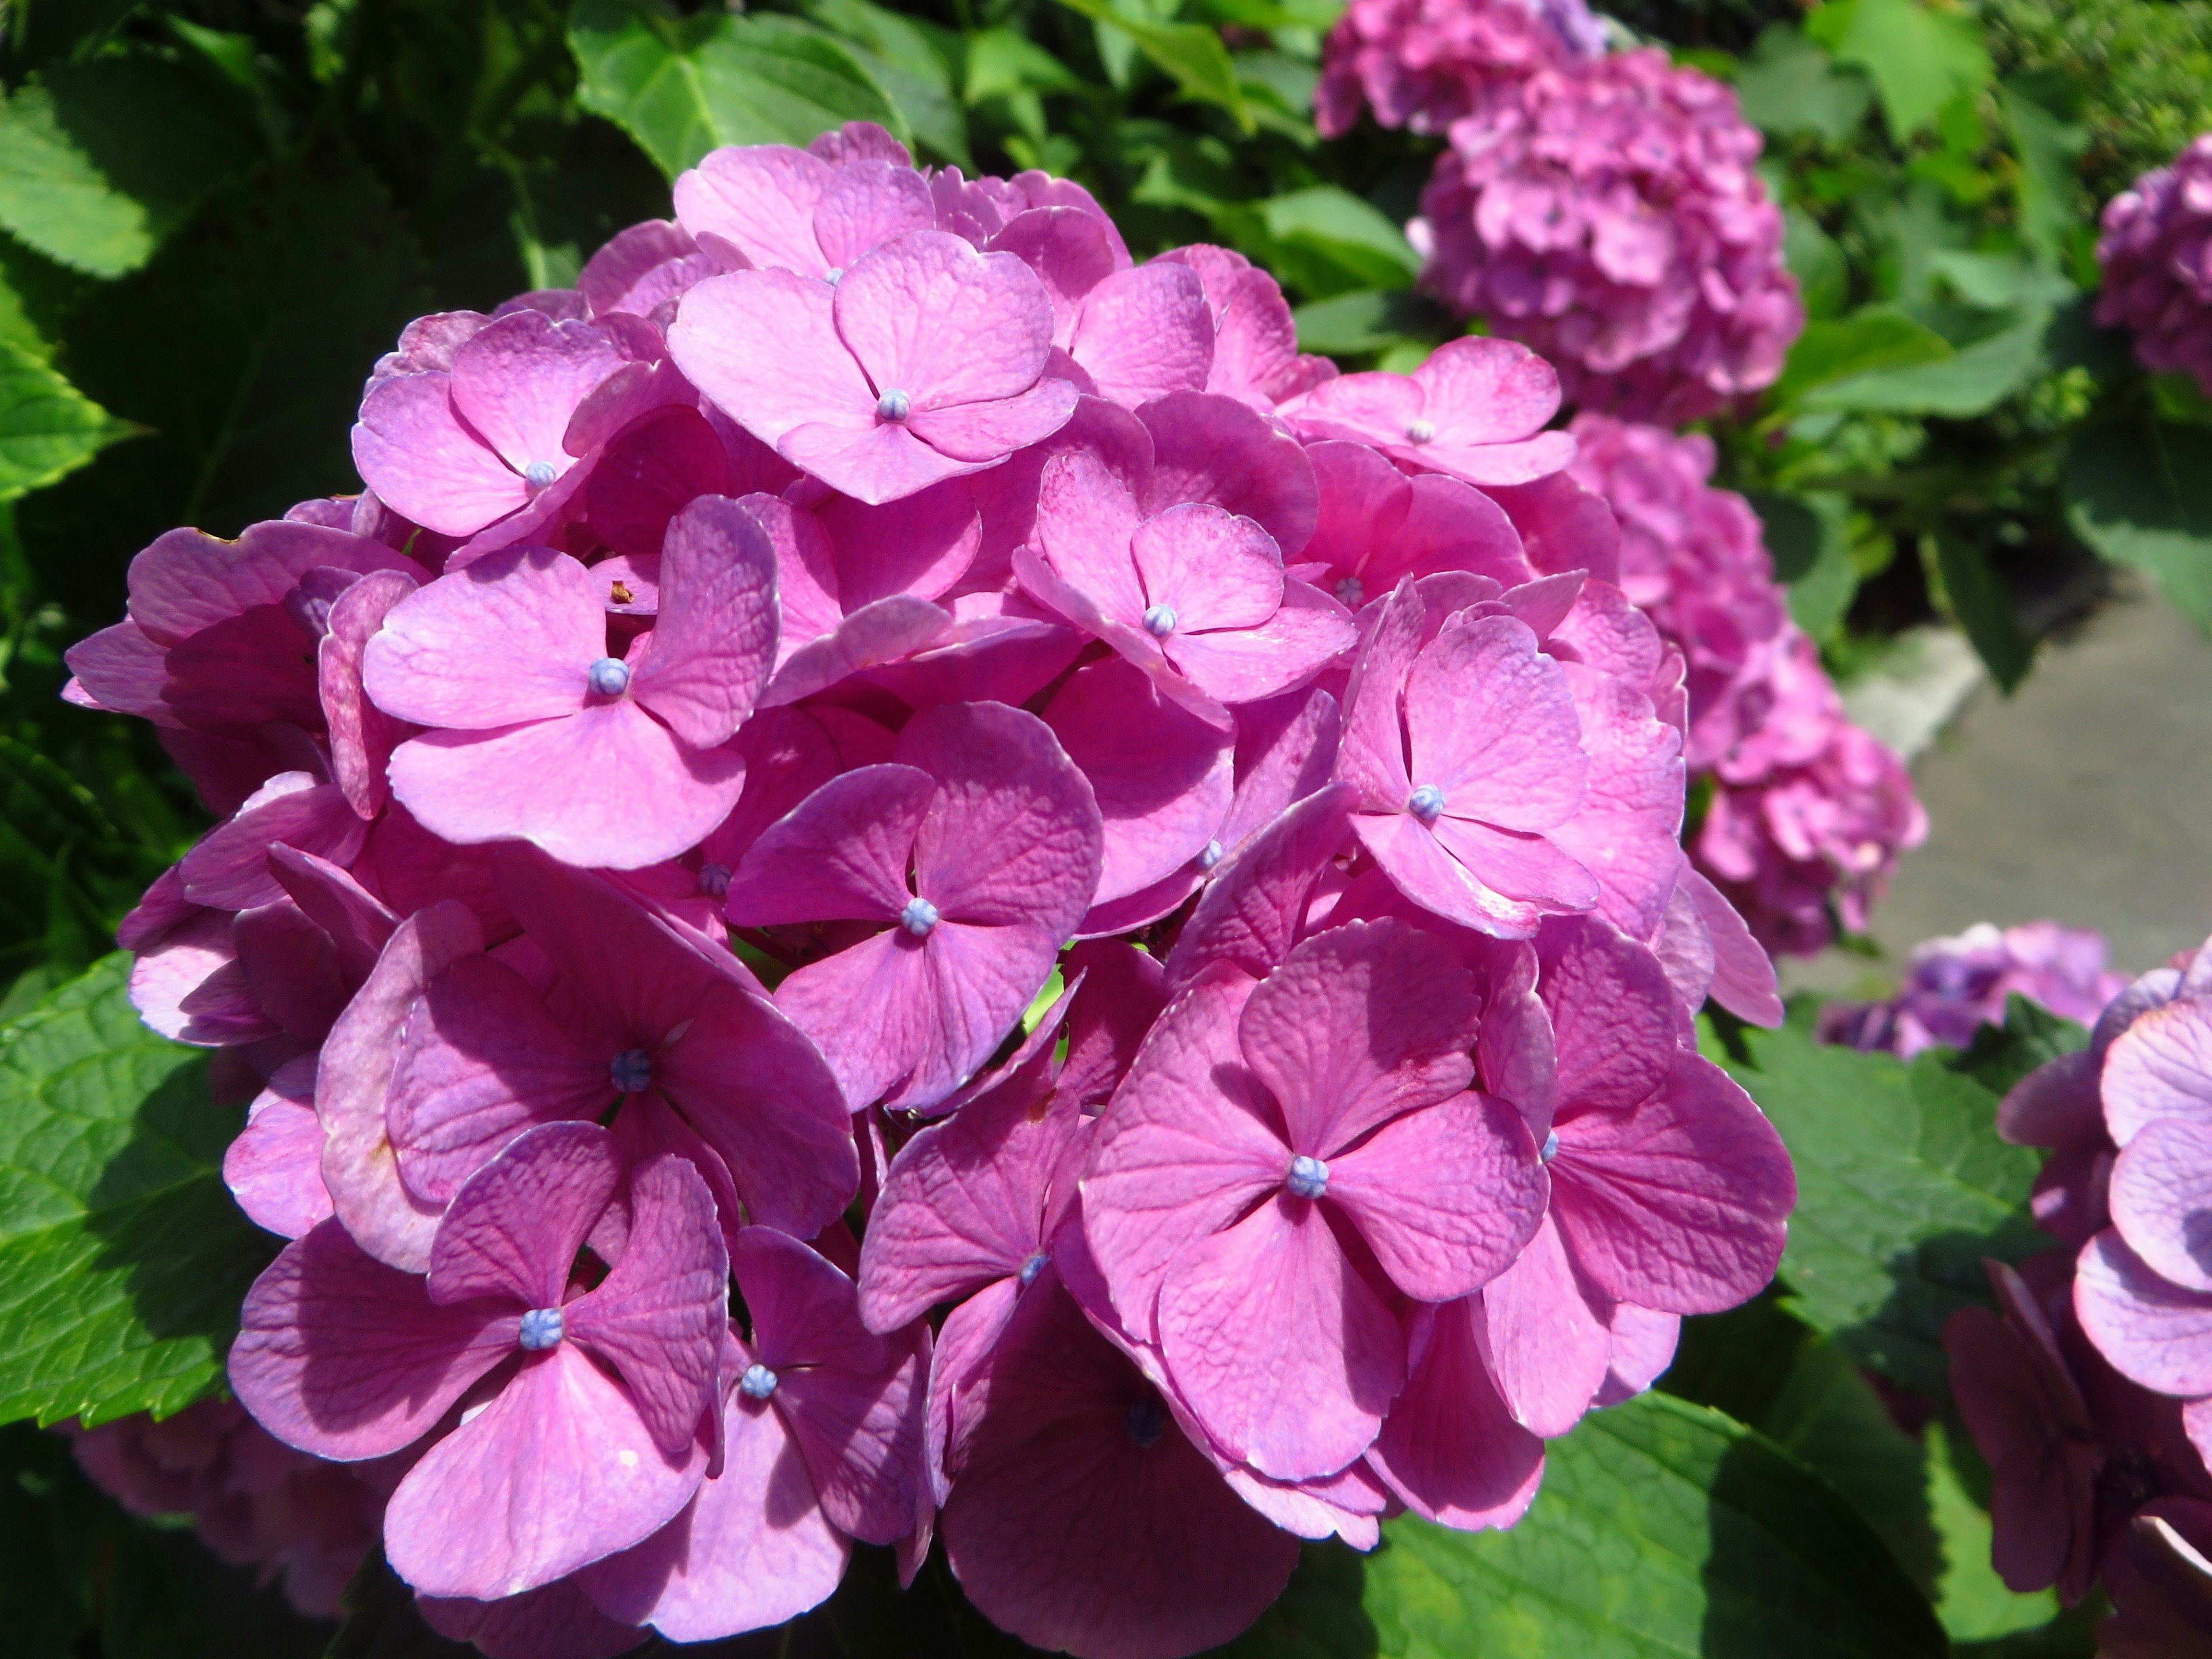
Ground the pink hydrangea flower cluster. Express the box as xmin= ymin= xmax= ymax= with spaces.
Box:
xmin=1820 ymin=921 xmax=2130 ymax=1059
xmin=65 ymin=124 xmax=1799 ymax=1658
xmin=1313 ymin=0 xmax=1607 ymax=139
xmin=1380 ymin=44 xmax=1802 ymax=425
xmin=63 ymin=1398 xmax=383 ymax=1617
xmin=1948 ymin=934 xmax=2212 ymax=1643
xmin=2096 ymin=134 xmax=2212 ymax=399
xmin=1563 ymin=415 xmax=1924 ymax=954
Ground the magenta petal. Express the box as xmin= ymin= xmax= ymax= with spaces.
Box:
xmin=229 ymin=1218 xmax=513 ymax=1461
xmin=815 ymin=161 xmax=936 ymax=266
xmin=419 ymin=1581 xmax=645 ymax=1659
xmin=656 ymin=981 xmax=859 ymax=1232
xmin=628 ymin=496 xmax=778 ymax=748
xmin=722 ymin=762 xmax=933 ymax=925
xmin=1069 ymin=263 xmax=1214 ymax=408
xmin=225 ymin=1065 xmax=334 ymax=1240
xmin=834 ymin=231 xmax=1056 ymax=410
xmin=1480 ymin=1214 xmax=1614 ymax=1437
xmin=2076 ymin=1230 xmax=2212 ymax=1397
xmin=388 ymin=953 xmax=604 ymax=1209
xmin=353 ymin=373 xmax=528 ymax=537
xmin=577 ymin=1389 xmax=848 ymax=1641
xmin=1334 ymin=578 xmax=1421 ymax=811
xmin=388 ymin=700 xmax=747 ymax=869
xmin=1328 ymin=1090 xmax=1545 ymax=1301
xmin=320 ymin=569 xmax=416 ymax=819
xmin=1157 ymin=1194 xmax=1403 ymax=1480
xmin=1137 ymin=390 xmax=1319 ymax=558
xmin=1599 ymin=1302 xmax=1681 ymax=1404
xmin=319 ymin=902 xmax=485 ymax=1272
xmin=1370 ymin=1297 xmax=1544 ymax=1529
xmin=177 ymin=773 xmax=369 ymax=911
xmin=1162 ymin=782 xmax=1355 ymax=993
xmin=759 ymin=595 xmax=954 ymax=706
xmin=1132 ymin=503 xmax=1283 ymax=632
xmin=568 ymin=1155 xmax=729 ymax=1456
xmin=1164 ymin=584 xmax=1357 ymax=705
xmin=1354 ymin=808 xmax=1546 ymax=937
xmin=429 ymin=1120 xmax=623 ymax=1308
xmin=1550 ymin=1052 xmax=1794 ymax=1315
xmin=385 ymin=1342 xmax=708 ymax=1600
xmin=449 ymin=310 xmax=624 ymax=475
xmin=64 ymin=619 xmax=173 ymax=724
xmin=363 ymin=546 xmax=604 ymax=731
xmin=1408 ymin=614 xmax=1588 ymax=831
xmin=1031 ymin=449 xmax=1149 ymax=624
xmin=2111 ymin=1116 xmax=2212 ymax=1296
xmin=1539 ymin=914 xmax=1681 ymax=1112
xmin=1237 ymin=919 xmax=1477 ymax=1155
xmin=1680 ymin=866 xmax=1783 ymax=1026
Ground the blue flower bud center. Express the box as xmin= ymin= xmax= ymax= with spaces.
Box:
xmin=1286 ymin=1154 xmax=1330 ymax=1200
xmin=524 ymin=460 xmax=559 ymax=488
xmin=824 ymin=267 xmax=844 ymax=285
xmin=877 ymin=388 xmax=911 ymax=422
xmin=740 ymin=1362 xmax=779 ymax=1400
xmin=1198 ymin=839 xmax=1225 ymax=872
xmin=611 ymin=1048 xmax=652 ymax=1094
xmin=1541 ymin=1129 xmax=1560 ymax=1163
xmin=519 ymin=1307 xmax=564 ymax=1350
xmin=1405 ymin=419 xmax=1436 ymax=445
xmin=1018 ymin=1251 xmax=1049 ymax=1287
xmin=588 ymin=656 xmax=631 ymax=697
xmin=1335 ymin=575 xmax=1365 ymax=607
xmin=1408 ymin=783 xmax=1446 ymax=823
xmin=1142 ymin=603 xmax=1177 ymax=639
xmin=1124 ymin=1398 xmax=1169 ymax=1449
xmin=697 ymin=862 xmax=731 ymax=897
xmin=901 ymin=897 xmax=940 ymax=937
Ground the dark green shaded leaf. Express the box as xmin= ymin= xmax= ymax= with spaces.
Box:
xmin=1771 ymin=308 xmax=1953 ymax=408
xmin=1803 ymin=308 xmax=2052 ymax=418
xmin=796 ymin=0 xmax=972 ymax=167
xmin=569 ymin=0 xmax=906 ymax=180
xmin=1724 ymin=1021 xmax=2047 ymax=1395
xmin=1361 ymin=1391 xmax=1946 ymax=1658
xmin=1926 ymin=1419 xmax=2062 ymax=1643
xmin=2064 ymin=417 xmax=2212 ymax=632
xmin=2001 ymin=84 xmax=2089 ymax=267
xmin=0 ymin=52 xmax=263 ymax=279
xmin=1930 ymin=531 xmax=2035 ymax=691
xmin=1733 ymin=25 xmax=1872 ymax=142
xmin=1051 ymin=0 xmax=1252 ymax=132
xmin=1950 ymin=995 xmax=2089 ymax=1101
xmin=0 ymin=339 xmax=131 ymax=503
xmin=1783 ymin=207 xmax=1848 ymax=321
xmin=1749 ymin=489 xmax=1858 ymax=639
xmin=0 ymin=736 xmax=167 ymax=986
xmin=0 ymin=955 xmax=273 ymax=1427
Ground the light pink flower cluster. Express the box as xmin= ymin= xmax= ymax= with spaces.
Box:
xmin=1314 ymin=0 xmax=1607 ymax=138
xmin=1393 ymin=47 xmax=1802 ymax=424
xmin=2096 ymin=134 xmax=2212 ymax=399
xmin=1948 ymin=934 xmax=2212 ymax=1645
xmin=1564 ymin=415 xmax=1924 ymax=954
xmin=63 ymin=1398 xmax=384 ymax=1617
xmin=1820 ymin=921 xmax=2130 ymax=1059
xmin=65 ymin=124 xmax=1797 ymax=1658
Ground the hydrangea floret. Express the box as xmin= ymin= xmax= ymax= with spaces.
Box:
xmin=63 ymin=122 xmax=1800 ymax=1659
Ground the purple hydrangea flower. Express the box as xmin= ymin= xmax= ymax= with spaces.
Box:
xmin=2097 ymin=134 xmax=2212 ymax=399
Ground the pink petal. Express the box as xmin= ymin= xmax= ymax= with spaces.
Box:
xmin=1429 ymin=815 xmax=1601 ymax=911
xmin=1328 ymin=1090 xmax=1546 ymax=1300
xmin=1482 ymin=1214 xmax=1623 ymax=1437
xmin=450 ymin=310 xmax=625 ymax=475
xmin=177 ymin=773 xmax=369 ymax=911
xmin=1352 ymin=806 xmax=1546 ymax=936
xmin=668 ymin=268 xmax=872 ymax=452
xmin=385 ymin=1342 xmax=709 ymax=1599
xmin=673 ymin=145 xmax=833 ymax=275
xmin=1060 ymin=939 xmax=1169 ymax=1107
xmin=1543 ymin=661 xmax=1685 ymax=938
xmin=577 ymin=1388 xmax=848 ymax=1641
xmin=1132 ymin=503 xmax=1282 ymax=633
xmin=759 ymin=595 xmax=953 ymax=706
xmin=1549 ymin=1052 xmax=1794 ymax=1313
xmin=2111 ymin=1116 xmax=2212 ymax=1294
xmin=905 ymin=378 xmax=1080 ymax=464
xmin=2077 ymin=1229 xmax=2212 ymax=1400
xmin=225 ymin=1065 xmax=335 ymax=1240
xmin=353 ymin=373 xmax=527 ymax=537
xmin=814 ymin=161 xmax=936 ymax=267
xmin=1032 ymin=450 xmax=1149 ymax=626
xmin=569 ymin=1155 xmax=729 ymax=1456
xmin=363 ymin=546 xmax=605 ymax=732
xmin=833 ymin=230 xmax=1056 ymax=411
xmin=320 ymin=569 xmax=416 ymax=819
xmin=1157 ymin=1194 xmax=1403 ymax=1480
xmin=1680 ymin=868 xmax=1783 ymax=1027
xmin=628 ymin=495 xmax=778 ymax=748
xmin=1080 ymin=969 xmax=1289 ymax=1342
xmin=721 ymin=762 xmax=933 ymax=925
xmin=388 ymin=700 xmax=747 ymax=869
xmin=1137 ymin=391 xmax=1319 ymax=558
xmin=990 ymin=206 xmax=1120 ymax=338
xmin=1237 ymin=918 xmax=1478 ymax=1156
xmin=587 ymin=406 xmax=736 ymax=559
xmin=1334 ymin=577 xmax=1421 ymax=811
xmin=1598 ymin=1302 xmax=1681 ymax=1403
xmin=317 ymin=902 xmax=485 ymax=1272
xmin=1370 ymin=1297 xmax=1545 ymax=1528
xmin=1164 ymin=582 xmax=1357 ymax=704
xmin=1163 ymin=781 xmax=1355 ymax=991
xmin=2105 ymin=999 xmax=2212 ymax=1146
xmin=429 ymin=1119 xmax=624 ymax=1308
xmin=1069 ymin=263 xmax=1214 ymax=408
xmin=1412 ymin=335 xmax=1563 ymax=445
xmin=1406 ymin=613 xmax=1587 ymax=831
xmin=781 ymin=416 xmax=994 ymax=505
xmin=228 ymin=1218 xmax=513 ymax=1461
xmin=816 ymin=476 xmax=982 ymax=608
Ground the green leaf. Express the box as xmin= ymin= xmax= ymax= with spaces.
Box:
xmin=1050 ymin=0 xmax=1252 ymax=131
xmin=1733 ymin=25 xmax=1873 ymax=143
xmin=1931 ymin=249 xmax=2076 ymax=312
xmin=1951 ymin=995 xmax=2089 ymax=1102
xmin=1783 ymin=208 xmax=1849 ymax=321
xmin=1929 ymin=530 xmax=2035 ymax=692
xmin=0 ymin=955 xmax=274 ymax=1427
xmin=1748 ymin=489 xmax=1859 ymax=640
xmin=1724 ymin=1023 xmax=2048 ymax=1396
xmin=1926 ymin=1419 xmax=2061 ymax=1642
xmin=1292 ymin=288 xmax=1449 ymax=356
xmin=0 ymin=736 xmax=165 ymax=984
xmin=0 ymin=339 xmax=131 ymax=504
xmin=1812 ymin=0 xmax=1993 ymax=142
xmin=569 ymin=0 xmax=906 ymax=180
xmin=1359 ymin=1391 xmax=1946 ymax=1658
xmin=795 ymin=0 xmax=972 ymax=167
xmin=2000 ymin=84 xmax=2088 ymax=267
xmin=2063 ymin=417 xmax=2212 ymax=632
xmin=1771 ymin=308 xmax=1953 ymax=408
xmin=0 ymin=53 xmax=263 ymax=280
xmin=1261 ymin=187 xmax=1421 ymax=298
xmin=1802 ymin=308 xmax=2052 ymax=418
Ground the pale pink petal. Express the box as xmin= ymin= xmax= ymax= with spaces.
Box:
xmin=1351 ymin=807 xmax=1546 ymax=937
xmin=813 ymin=161 xmax=936 ymax=268
xmin=833 ymin=231 xmax=1056 ymax=410
xmin=672 ymin=145 xmax=833 ymax=275
xmin=225 ymin=1065 xmax=335 ymax=1240
xmin=1163 ymin=783 xmax=1355 ymax=992
xmin=1479 ymin=1215 xmax=1613 ymax=1437
xmin=1131 ymin=503 xmax=1282 ymax=632
xmin=667 ymin=268 xmax=872 ymax=450
xmin=1163 ymin=584 xmax=1357 ymax=704
xmin=2111 ymin=1116 xmax=2212 ymax=1294
xmin=449 ymin=310 xmax=625 ymax=475
xmin=353 ymin=373 xmax=528 ymax=537
xmin=1069 ymin=263 xmax=1214 ymax=407
xmin=904 ymin=379 xmax=1080 ymax=463
xmin=363 ymin=546 xmax=605 ymax=731
xmin=628 ymin=495 xmax=778 ymax=748
xmin=320 ymin=569 xmax=416 ymax=819
xmin=2076 ymin=1231 xmax=2212 ymax=1397
xmin=721 ymin=762 xmax=932 ymax=925
xmin=1032 ymin=450 xmax=1149 ymax=626
xmin=1429 ymin=815 xmax=1601 ymax=910
xmin=2105 ymin=999 xmax=2212 ymax=1146
xmin=758 ymin=595 xmax=953 ymax=706
xmin=1406 ymin=613 xmax=1587 ymax=830
xmin=779 ymin=416 xmax=986 ymax=505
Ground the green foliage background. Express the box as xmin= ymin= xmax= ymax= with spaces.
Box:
xmin=0 ymin=0 xmax=2196 ymax=1653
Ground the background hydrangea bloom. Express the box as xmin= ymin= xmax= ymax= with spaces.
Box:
xmin=1315 ymin=0 xmax=1608 ymax=138
xmin=2097 ymin=134 xmax=2212 ymax=398
xmin=1821 ymin=921 xmax=2130 ymax=1058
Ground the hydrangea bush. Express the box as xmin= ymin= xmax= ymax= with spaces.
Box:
xmin=1562 ymin=414 xmax=1923 ymax=954
xmin=58 ymin=124 xmax=1800 ymax=1657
